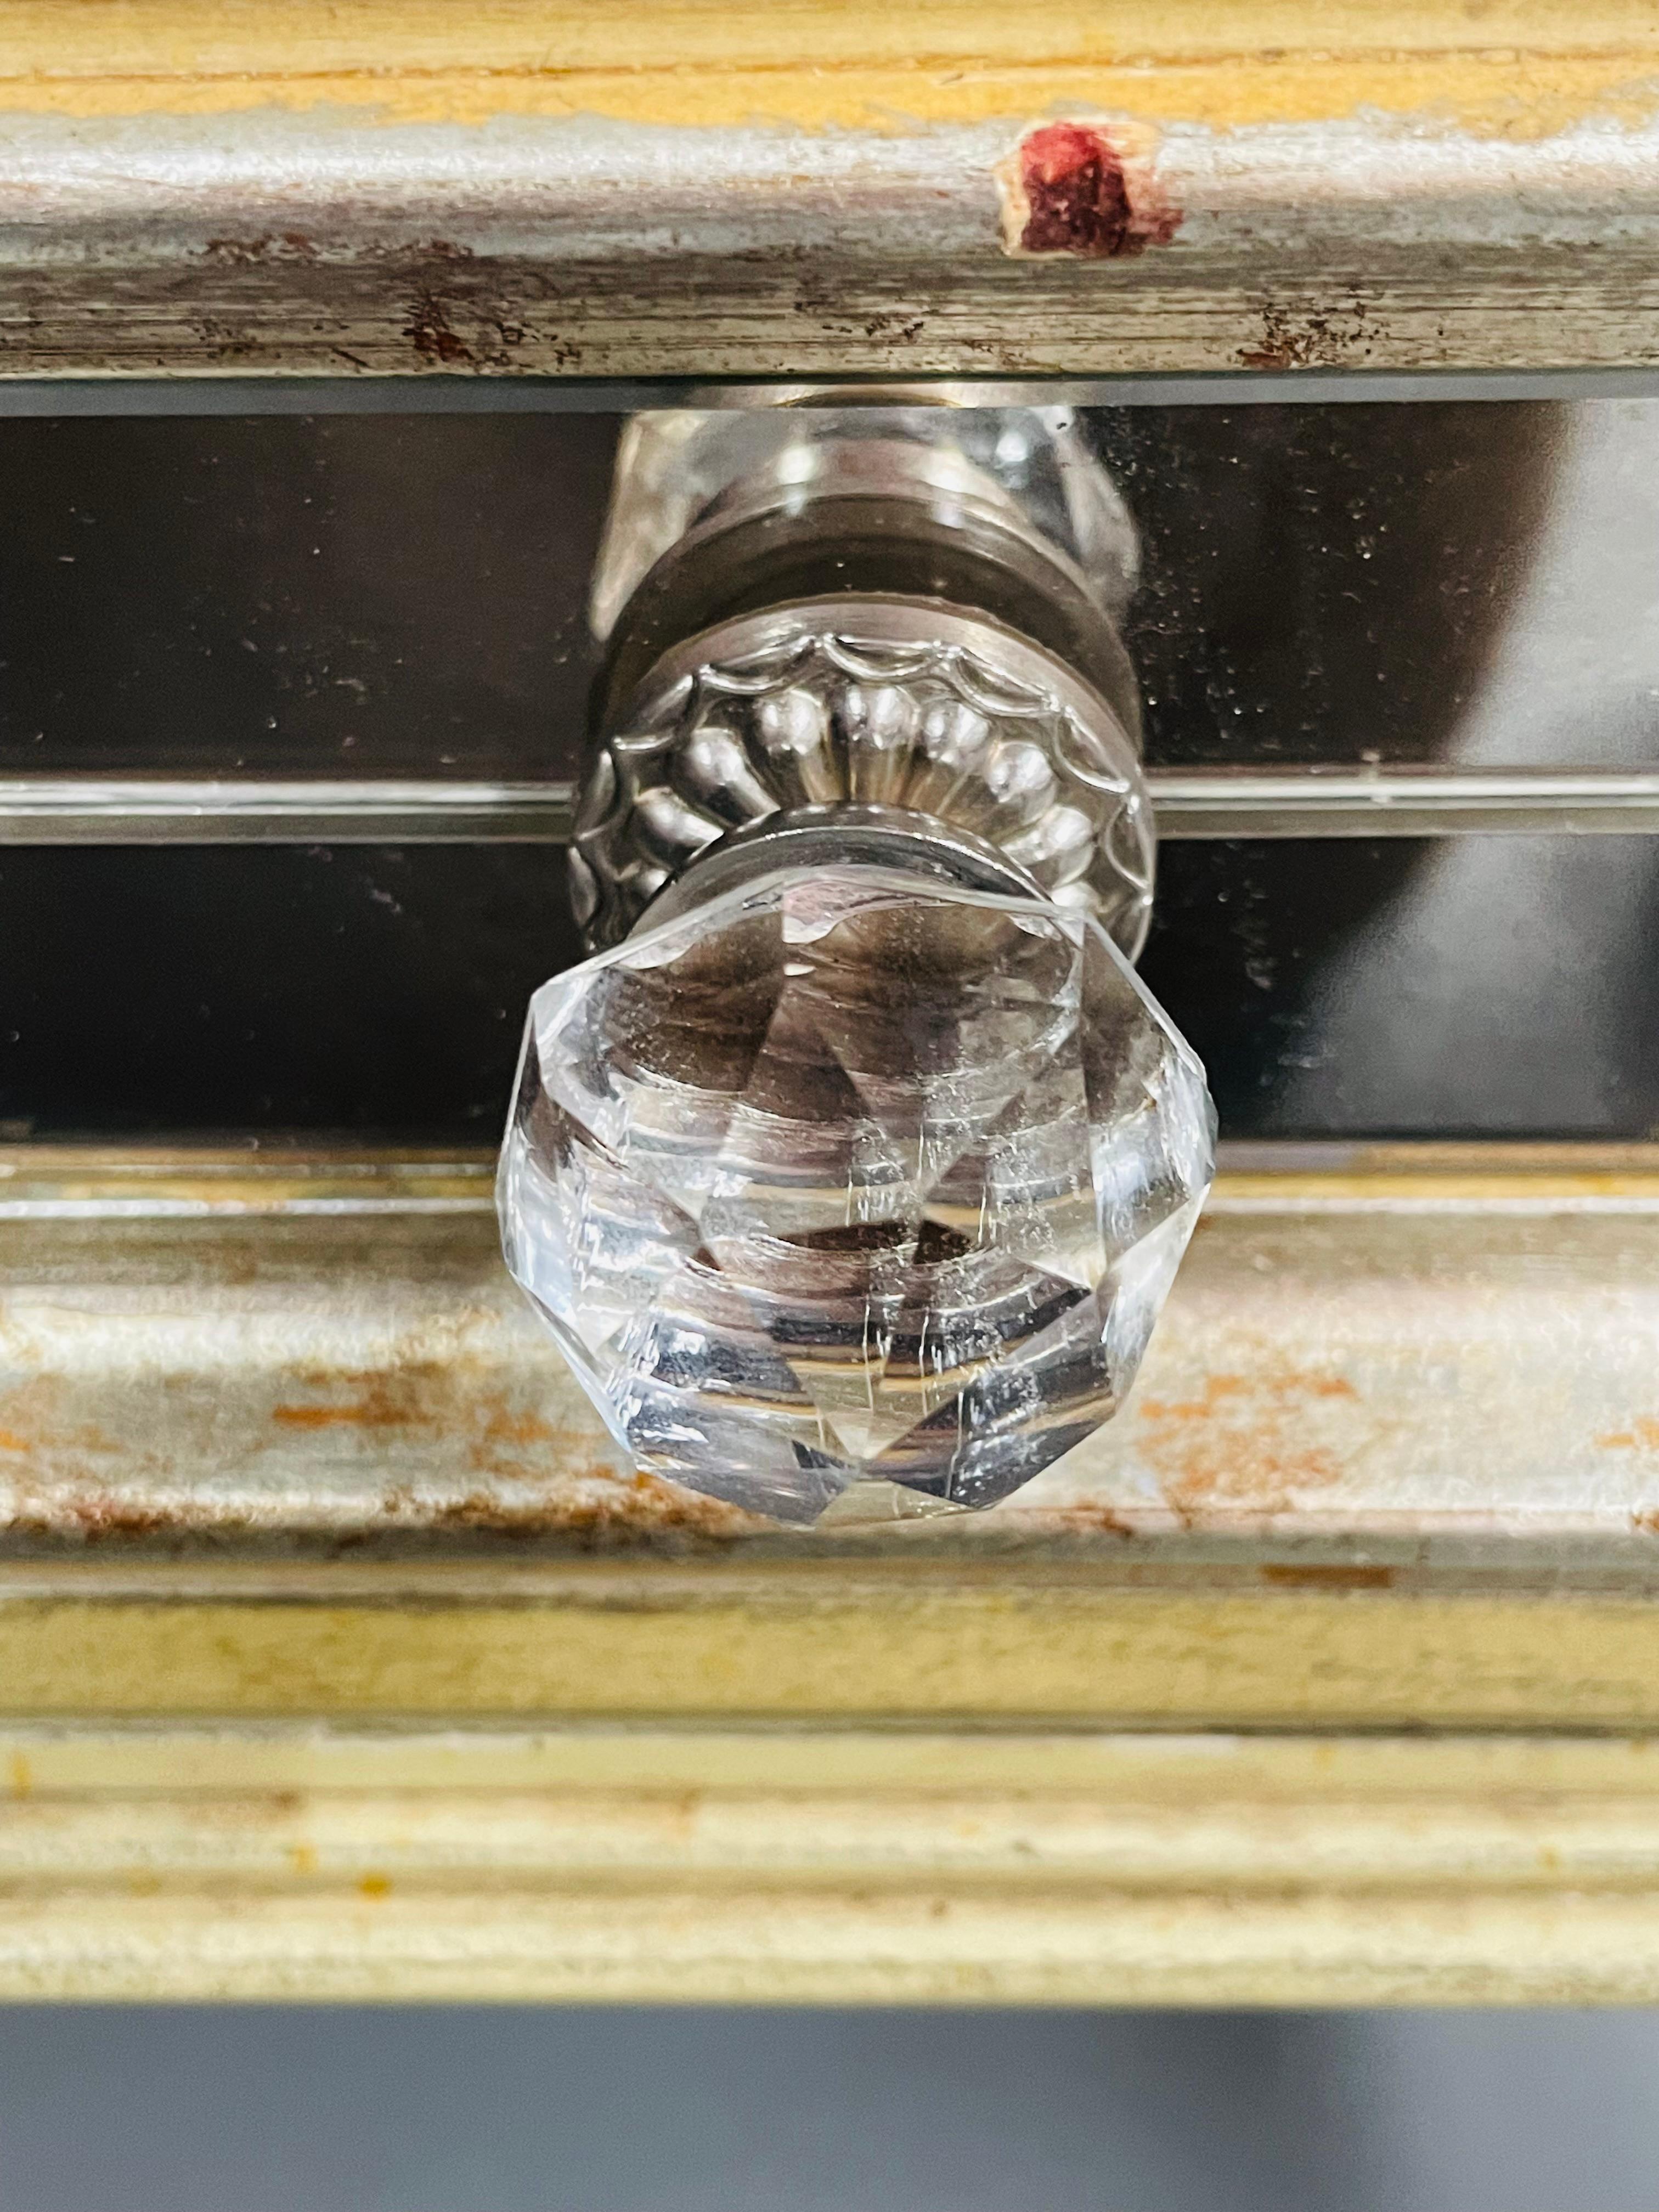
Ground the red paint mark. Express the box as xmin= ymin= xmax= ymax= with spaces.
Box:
xmin=1018 ymin=122 xmax=1131 ymax=256
xmin=998 ymin=121 xmax=1180 ymax=261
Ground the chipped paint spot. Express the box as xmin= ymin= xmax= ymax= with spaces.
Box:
xmin=425 ymin=1470 xmax=758 ymax=1543
xmin=403 ymin=290 xmax=475 ymax=365
xmin=1237 ymin=294 xmax=1383 ymax=370
xmin=59 ymin=1497 xmax=179 ymax=1541
xmin=479 ymin=1409 xmax=560 ymax=1449
xmin=1599 ymin=1418 xmax=1659 ymax=1451
xmin=997 ymin=121 xmax=1180 ymax=261
xmin=1133 ymin=1368 xmax=1358 ymax=1524
xmin=203 ymin=233 xmax=319 ymax=266
xmin=1060 ymin=1503 xmax=1138 ymax=1540
xmin=271 ymin=1366 xmax=466 ymax=1431
xmin=1260 ymin=1564 xmax=1395 ymax=1590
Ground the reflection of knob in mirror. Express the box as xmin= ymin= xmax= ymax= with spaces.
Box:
xmin=498 ymin=403 xmax=1216 ymax=1523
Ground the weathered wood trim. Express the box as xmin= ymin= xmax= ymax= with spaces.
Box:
xmin=9 ymin=1145 xmax=1659 ymax=1570
xmin=1 ymin=3 xmax=1658 ymax=373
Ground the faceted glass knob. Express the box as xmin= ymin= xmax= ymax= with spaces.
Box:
xmin=498 ymin=861 xmax=1215 ymax=1523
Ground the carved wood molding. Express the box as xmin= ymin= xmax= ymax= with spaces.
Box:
xmin=4 ymin=1724 xmax=1659 ymax=2002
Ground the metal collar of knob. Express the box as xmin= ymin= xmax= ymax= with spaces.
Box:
xmin=569 ymin=596 xmax=1156 ymax=961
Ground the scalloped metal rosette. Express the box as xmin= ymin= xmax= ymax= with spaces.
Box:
xmin=570 ymin=599 xmax=1155 ymax=957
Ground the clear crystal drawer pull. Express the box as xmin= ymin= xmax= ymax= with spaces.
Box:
xmin=499 ymin=403 xmax=1216 ymax=1522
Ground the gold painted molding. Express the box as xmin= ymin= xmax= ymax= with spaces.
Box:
xmin=0 ymin=3 xmax=1655 ymax=133
xmin=5 ymin=1724 xmax=1659 ymax=2002
xmin=0 ymin=1562 xmax=1657 ymax=1729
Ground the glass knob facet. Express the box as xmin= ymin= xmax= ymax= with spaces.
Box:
xmin=499 ymin=849 xmax=1214 ymax=1523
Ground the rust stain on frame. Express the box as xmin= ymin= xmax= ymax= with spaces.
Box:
xmin=1131 ymin=1366 xmax=1361 ymax=1525
xmin=996 ymin=120 xmax=1181 ymax=258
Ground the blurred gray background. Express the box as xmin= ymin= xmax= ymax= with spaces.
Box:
xmin=1 ymin=2007 xmax=1658 ymax=2209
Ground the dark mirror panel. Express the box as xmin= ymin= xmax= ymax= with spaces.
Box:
xmin=1142 ymin=838 xmax=1659 ymax=1140
xmin=3 ymin=397 xmax=1657 ymax=1143
xmin=0 ymin=416 xmax=618 ymax=777
xmin=3 ymin=836 xmax=1656 ymax=1143
xmin=1094 ymin=402 xmax=1569 ymax=766
xmin=2 ymin=399 xmax=1653 ymax=779
xmin=0 ymin=848 xmax=579 ymax=1141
